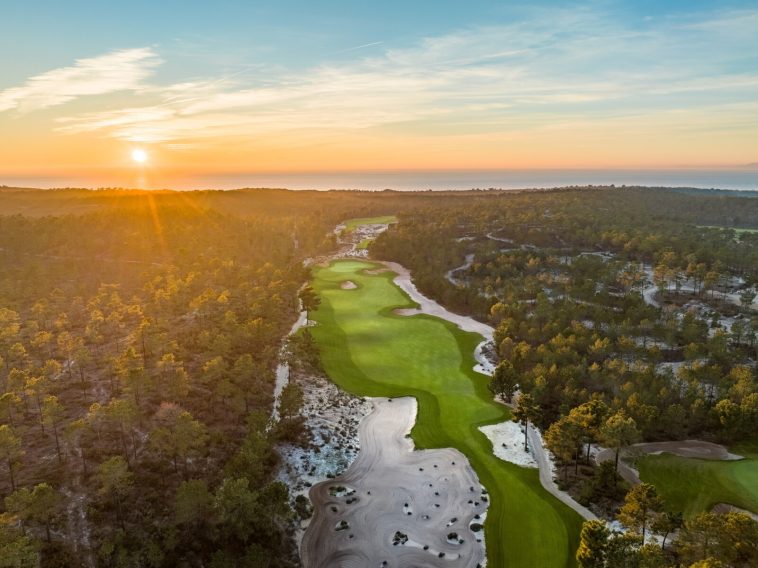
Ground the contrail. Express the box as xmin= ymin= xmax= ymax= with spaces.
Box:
xmin=337 ymin=41 xmax=383 ymax=54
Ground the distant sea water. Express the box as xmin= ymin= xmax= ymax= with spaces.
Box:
xmin=4 ymin=168 xmax=758 ymax=192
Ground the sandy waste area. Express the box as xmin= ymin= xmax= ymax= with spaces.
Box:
xmin=301 ymin=397 xmax=488 ymax=568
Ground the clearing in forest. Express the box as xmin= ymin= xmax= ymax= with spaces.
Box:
xmin=309 ymin=258 xmax=583 ymax=568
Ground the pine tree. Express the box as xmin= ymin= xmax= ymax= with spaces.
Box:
xmin=576 ymin=519 xmax=609 ymax=568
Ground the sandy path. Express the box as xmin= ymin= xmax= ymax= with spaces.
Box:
xmin=527 ymin=426 xmax=597 ymax=521
xmin=271 ymin=307 xmax=309 ymax=422
xmin=301 ymin=397 xmax=487 ymax=568
xmin=640 ymin=264 xmax=757 ymax=311
xmin=595 ymin=440 xmax=744 ymax=485
xmin=445 ymin=254 xmax=475 ymax=287
xmin=486 ymin=232 xmax=514 ymax=245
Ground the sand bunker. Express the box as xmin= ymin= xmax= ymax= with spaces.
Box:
xmin=479 ymin=421 xmax=538 ymax=468
xmin=341 ymin=280 xmax=358 ymax=290
xmin=392 ymin=307 xmax=420 ymax=316
xmin=301 ymin=397 xmax=487 ymax=568
xmin=382 ymin=261 xmax=493 ymax=342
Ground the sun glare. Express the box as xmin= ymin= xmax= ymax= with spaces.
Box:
xmin=131 ymin=148 xmax=148 ymax=164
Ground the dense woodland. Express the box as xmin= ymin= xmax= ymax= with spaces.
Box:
xmin=374 ymin=187 xmax=758 ymax=442
xmin=0 ymin=188 xmax=428 ymax=567
xmin=1 ymin=186 xmax=756 ymax=567
xmin=373 ymin=187 xmax=758 ymax=567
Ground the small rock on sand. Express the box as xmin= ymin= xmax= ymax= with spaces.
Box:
xmin=301 ymin=397 xmax=487 ymax=568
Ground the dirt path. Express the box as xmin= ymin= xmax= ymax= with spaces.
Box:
xmin=595 ymin=440 xmax=744 ymax=485
xmin=301 ymin=397 xmax=487 ymax=568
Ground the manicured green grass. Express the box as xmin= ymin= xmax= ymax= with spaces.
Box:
xmin=357 ymin=238 xmax=371 ymax=250
xmin=636 ymin=452 xmax=758 ymax=518
xmin=698 ymin=225 xmax=758 ymax=235
xmin=343 ymin=215 xmax=398 ymax=232
xmin=309 ymin=259 xmax=583 ymax=568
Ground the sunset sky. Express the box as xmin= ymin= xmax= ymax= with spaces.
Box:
xmin=2 ymin=1 xmax=757 ymax=186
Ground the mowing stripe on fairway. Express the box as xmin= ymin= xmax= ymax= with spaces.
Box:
xmin=309 ymin=259 xmax=583 ymax=568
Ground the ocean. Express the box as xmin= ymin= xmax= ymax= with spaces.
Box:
xmin=3 ymin=168 xmax=758 ymax=192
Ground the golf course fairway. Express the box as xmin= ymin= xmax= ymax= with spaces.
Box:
xmin=309 ymin=259 xmax=583 ymax=567
xmin=636 ymin=444 xmax=758 ymax=518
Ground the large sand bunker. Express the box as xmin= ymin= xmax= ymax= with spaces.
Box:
xmin=301 ymin=397 xmax=487 ymax=568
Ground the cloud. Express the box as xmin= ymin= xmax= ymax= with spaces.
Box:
xmin=0 ymin=48 xmax=161 ymax=113
xmin=34 ymin=7 xmax=758 ymax=146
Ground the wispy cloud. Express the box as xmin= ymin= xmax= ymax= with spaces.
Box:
xmin=0 ymin=48 xmax=161 ymax=113
xmin=11 ymin=7 xmax=758 ymax=149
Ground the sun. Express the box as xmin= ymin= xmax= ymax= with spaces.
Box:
xmin=131 ymin=148 xmax=148 ymax=164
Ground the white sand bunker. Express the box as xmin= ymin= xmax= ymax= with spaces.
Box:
xmin=393 ymin=307 xmax=421 ymax=316
xmin=341 ymin=280 xmax=358 ymax=290
xmin=479 ymin=421 xmax=538 ymax=468
xmin=301 ymin=397 xmax=487 ymax=568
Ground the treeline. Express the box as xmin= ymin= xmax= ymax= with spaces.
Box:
xmin=373 ymin=188 xmax=758 ymax=313
xmin=576 ymin=482 xmax=757 ymax=567
xmin=372 ymin=186 xmax=758 ymax=563
xmin=373 ymin=187 xmax=758 ymax=440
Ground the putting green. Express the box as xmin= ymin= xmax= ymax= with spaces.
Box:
xmin=343 ymin=215 xmax=398 ymax=232
xmin=309 ymin=259 xmax=582 ymax=567
xmin=637 ymin=444 xmax=758 ymax=518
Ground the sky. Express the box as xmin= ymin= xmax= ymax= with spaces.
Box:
xmin=1 ymin=1 xmax=757 ymax=186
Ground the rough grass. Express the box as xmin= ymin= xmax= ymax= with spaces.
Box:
xmin=309 ymin=259 xmax=582 ymax=568
xmin=636 ymin=448 xmax=758 ymax=518
xmin=343 ymin=215 xmax=398 ymax=232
